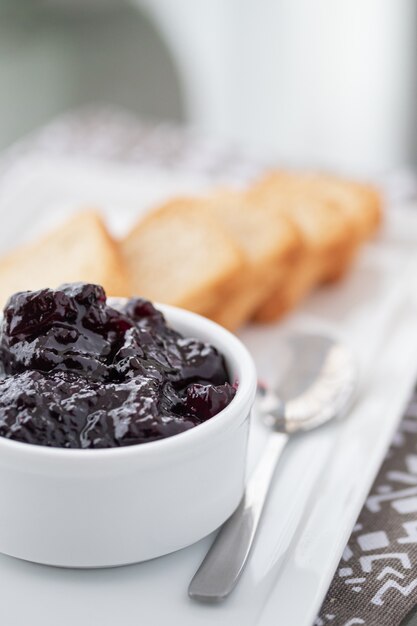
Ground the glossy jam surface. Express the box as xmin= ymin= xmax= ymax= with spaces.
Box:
xmin=0 ymin=283 xmax=236 ymax=448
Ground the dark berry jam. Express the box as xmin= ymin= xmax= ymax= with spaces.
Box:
xmin=0 ymin=283 xmax=236 ymax=448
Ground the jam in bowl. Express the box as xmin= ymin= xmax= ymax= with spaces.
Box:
xmin=0 ymin=283 xmax=236 ymax=448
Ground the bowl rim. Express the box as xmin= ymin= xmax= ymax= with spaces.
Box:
xmin=0 ymin=302 xmax=257 ymax=460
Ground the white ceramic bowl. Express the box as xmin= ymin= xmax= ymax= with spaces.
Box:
xmin=0 ymin=304 xmax=257 ymax=568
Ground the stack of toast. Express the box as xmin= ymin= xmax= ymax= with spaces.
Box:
xmin=0 ymin=170 xmax=382 ymax=330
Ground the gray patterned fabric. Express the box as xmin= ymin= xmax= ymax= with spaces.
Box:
xmin=1 ymin=108 xmax=416 ymax=626
xmin=1 ymin=107 xmax=271 ymax=186
xmin=316 ymin=389 xmax=417 ymax=626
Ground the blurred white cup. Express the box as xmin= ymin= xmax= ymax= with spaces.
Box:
xmin=135 ymin=0 xmax=417 ymax=176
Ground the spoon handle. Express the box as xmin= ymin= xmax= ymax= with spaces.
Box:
xmin=188 ymin=430 xmax=289 ymax=602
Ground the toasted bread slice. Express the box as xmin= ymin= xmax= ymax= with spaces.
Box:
xmin=248 ymin=173 xmax=358 ymax=322
xmin=256 ymin=171 xmax=382 ymax=243
xmin=204 ymin=190 xmax=303 ymax=329
xmin=0 ymin=210 xmax=131 ymax=308
xmin=253 ymin=254 xmax=320 ymax=322
xmin=287 ymin=171 xmax=382 ymax=240
xmin=121 ymin=197 xmax=245 ymax=314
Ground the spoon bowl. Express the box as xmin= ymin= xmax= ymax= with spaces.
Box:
xmin=256 ymin=333 xmax=357 ymax=434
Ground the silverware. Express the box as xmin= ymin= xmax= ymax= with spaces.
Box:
xmin=188 ymin=332 xmax=357 ymax=602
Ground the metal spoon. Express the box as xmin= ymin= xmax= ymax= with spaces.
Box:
xmin=188 ymin=332 xmax=357 ymax=602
